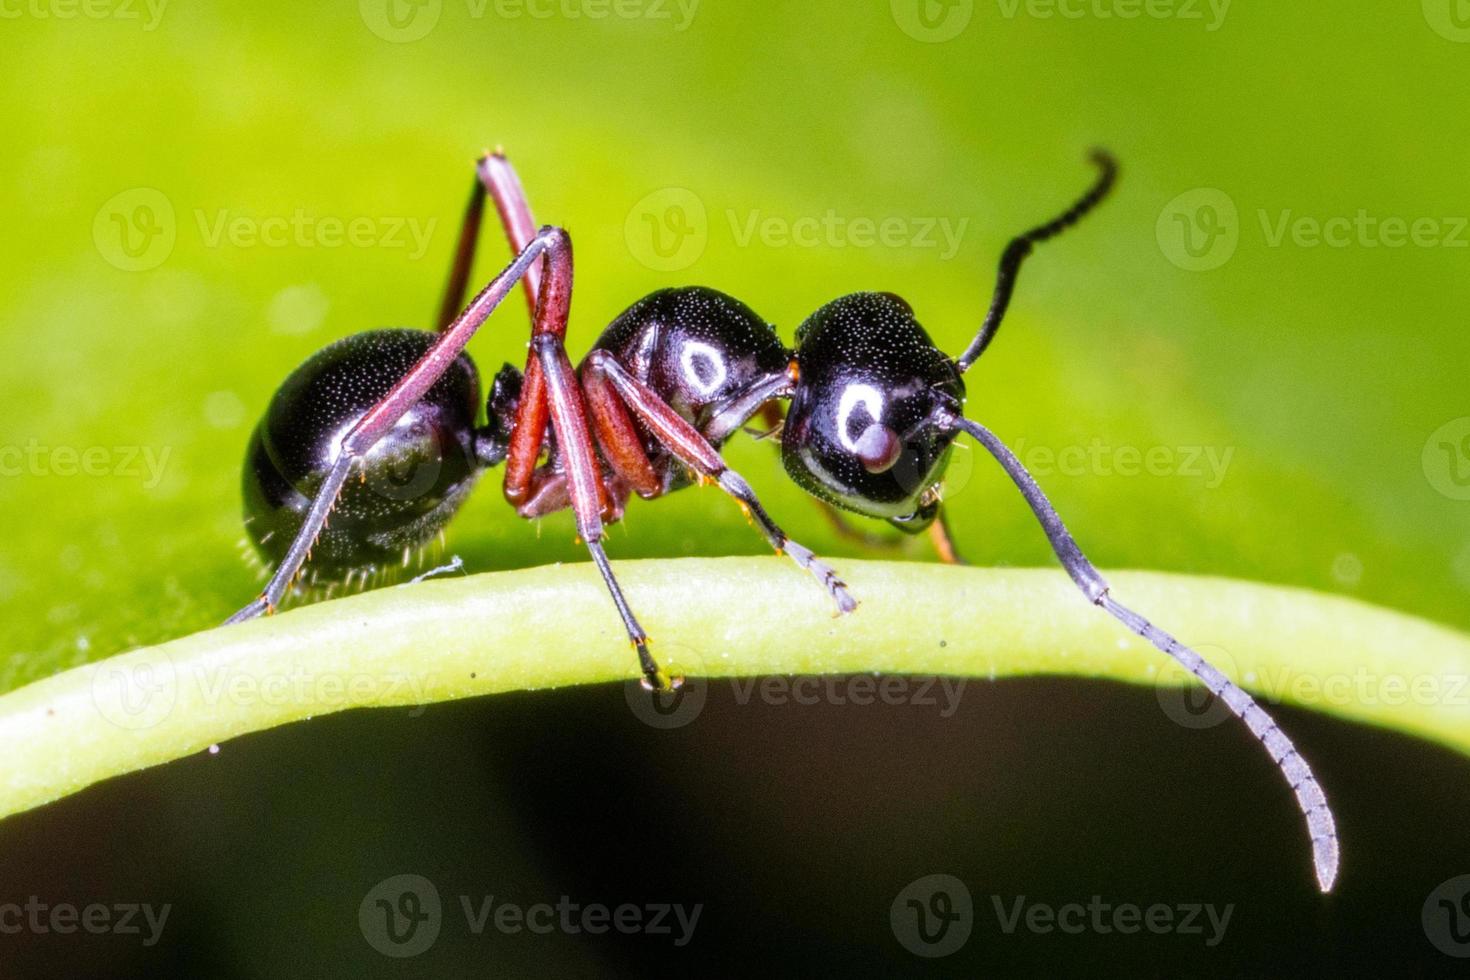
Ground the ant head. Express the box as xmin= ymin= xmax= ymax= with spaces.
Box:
xmin=781 ymin=292 xmax=964 ymax=532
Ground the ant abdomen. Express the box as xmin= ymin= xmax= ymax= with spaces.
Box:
xmin=242 ymin=329 xmax=485 ymax=584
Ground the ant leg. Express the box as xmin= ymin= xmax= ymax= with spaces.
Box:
xmin=225 ymin=460 xmax=354 ymax=623
xmin=928 ymin=507 xmax=968 ymax=565
xmin=585 ymin=351 xmax=857 ymax=615
xmin=479 ymin=152 xmax=542 ymax=316
xmin=954 ymin=150 xmax=1117 ymax=372
xmin=503 ymin=230 xmax=664 ymax=688
xmin=582 ymin=362 xmax=662 ymax=500
xmin=502 ymin=218 xmax=568 ymax=510
xmin=949 ymin=415 xmax=1339 ymax=892
xmin=225 ymin=230 xmax=556 ymax=624
xmin=435 ymin=151 xmax=544 ymax=330
xmin=435 ymin=171 xmax=487 ymax=330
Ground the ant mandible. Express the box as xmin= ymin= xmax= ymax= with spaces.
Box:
xmin=226 ymin=148 xmax=1338 ymax=891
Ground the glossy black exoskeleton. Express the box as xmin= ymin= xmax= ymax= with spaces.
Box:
xmin=240 ymin=285 xmax=792 ymax=577
xmin=581 ymin=285 xmax=790 ymax=500
xmin=224 ymin=147 xmax=1340 ymax=892
xmin=242 ymin=329 xmax=518 ymax=582
xmin=783 ymin=292 xmax=965 ymax=532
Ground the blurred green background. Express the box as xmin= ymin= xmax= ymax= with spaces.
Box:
xmin=3 ymin=1 xmax=1470 ymax=975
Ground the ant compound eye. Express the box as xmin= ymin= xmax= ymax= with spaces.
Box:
xmin=837 ymin=382 xmax=899 ymax=471
xmin=851 ymin=422 xmax=902 ymax=474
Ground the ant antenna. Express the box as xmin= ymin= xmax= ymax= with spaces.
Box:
xmin=955 ymin=149 xmax=1118 ymax=373
xmin=949 ymin=413 xmax=1340 ymax=892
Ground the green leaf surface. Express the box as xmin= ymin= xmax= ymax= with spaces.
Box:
xmin=4 ymin=558 xmax=1468 ymax=821
xmin=1 ymin=5 xmax=1467 ymax=809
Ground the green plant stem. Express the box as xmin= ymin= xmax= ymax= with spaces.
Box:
xmin=3 ymin=557 xmax=1468 ymax=822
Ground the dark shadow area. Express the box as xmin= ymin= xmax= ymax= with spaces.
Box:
xmin=1 ymin=675 xmax=1467 ymax=976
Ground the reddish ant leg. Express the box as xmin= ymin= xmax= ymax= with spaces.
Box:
xmin=437 ymin=151 xmax=544 ymax=331
xmin=509 ymin=230 xmax=664 ymax=687
xmin=226 ymin=232 xmax=553 ymax=625
xmin=584 ymin=351 xmax=857 ymax=615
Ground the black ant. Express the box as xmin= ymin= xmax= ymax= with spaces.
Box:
xmin=226 ymin=148 xmax=1338 ymax=891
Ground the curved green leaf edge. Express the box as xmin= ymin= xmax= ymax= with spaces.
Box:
xmin=3 ymin=557 xmax=1468 ymax=822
